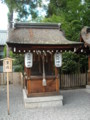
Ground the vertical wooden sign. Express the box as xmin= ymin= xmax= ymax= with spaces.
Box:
xmin=3 ymin=57 xmax=13 ymax=115
xmin=3 ymin=58 xmax=12 ymax=72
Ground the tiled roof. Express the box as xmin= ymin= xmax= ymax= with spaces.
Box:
xmin=0 ymin=30 xmax=7 ymax=45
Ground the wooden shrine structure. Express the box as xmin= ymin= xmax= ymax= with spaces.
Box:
xmin=80 ymin=26 xmax=90 ymax=85
xmin=7 ymin=23 xmax=83 ymax=98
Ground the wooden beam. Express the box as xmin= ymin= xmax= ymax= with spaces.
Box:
xmin=38 ymin=54 xmax=41 ymax=73
xmin=27 ymin=68 xmax=31 ymax=94
xmin=55 ymin=67 xmax=59 ymax=92
xmin=27 ymin=91 xmax=59 ymax=97
xmin=7 ymin=72 xmax=10 ymax=115
xmin=43 ymin=86 xmax=46 ymax=92
xmin=51 ymin=54 xmax=54 ymax=74
xmin=88 ymin=55 xmax=90 ymax=84
xmin=9 ymin=43 xmax=83 ymax=54
xmin=88 ymin=55 xmax=90 ymax=70
xmin=27 ymin=80 xmax=31 ymax=94
xmin=25 ymin=66 xmax=31 ymax=94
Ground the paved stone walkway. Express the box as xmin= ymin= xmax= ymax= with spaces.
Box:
xmin=0 ymin=85 xmax=90 ymax=120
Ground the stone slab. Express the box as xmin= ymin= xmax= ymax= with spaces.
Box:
xmin=23 ymin=89 xmax=63 ymax=108
xmin=86 ymin=85 xmax=90 ymax=93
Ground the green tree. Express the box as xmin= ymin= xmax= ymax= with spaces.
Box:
xmin=9 ymin=51 xmax=24 ymax=72
xmin=62 ymin=52 xmax=79 ymax=74
xmin=1 ymin=0 xmax=46 ymax=24
xmin=43 ymin=0 xmax=89 ymax=73
xmin=61 ymin=52 xmax=88 ymax=74
xmin=0 ymin=0 xmax=46 ymax=72
xmin=46 ymin=0 xmax=90 ymax=41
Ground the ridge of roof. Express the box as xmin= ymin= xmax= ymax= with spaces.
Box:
xmin=14 ymin=22 xmax=61 ymax=29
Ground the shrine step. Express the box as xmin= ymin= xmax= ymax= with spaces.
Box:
xmin=23 ymin=89 xmax=63 ymax=108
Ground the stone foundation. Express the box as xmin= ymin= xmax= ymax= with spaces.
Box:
xmin=23 ymin=89 xmax=63 ymax=108
xmin=86 ymin=85 xmax=90 ymax=93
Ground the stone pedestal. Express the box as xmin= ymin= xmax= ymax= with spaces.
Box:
xmin=86 ymin=85 xmax=90 ymax=93
xmin=23 ymin=89 xmax=63 ymax=108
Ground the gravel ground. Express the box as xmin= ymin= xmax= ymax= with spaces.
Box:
xmin=0 ymin=85 xmax=90 ymax=120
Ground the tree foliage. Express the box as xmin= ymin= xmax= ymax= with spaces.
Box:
xmin=1 ymin=0 xmax=45 ymax=22
xmin=43 ymin=0 xmax=89 ymax=73
xmin=61 ymin=52 xmax=88 ymax=74
xmin=46 ymin=0 xmax=90 ymax=41
xmin=9 ymin=51 xmax=24 ymax=72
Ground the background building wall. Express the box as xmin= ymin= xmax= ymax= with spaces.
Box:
xmin=0 ymin=30 xmax=7 ymax=72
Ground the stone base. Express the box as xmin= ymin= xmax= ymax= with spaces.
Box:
xmin=86 ymin=85 xmax=90 ymax=93
xmin=87 ymin=82 xmax=90 ymax=85
xmin=23 ymin=89 xmax=63 ymax=108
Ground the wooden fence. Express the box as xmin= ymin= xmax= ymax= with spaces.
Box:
xmin=0 ymin=72 xmax=23 ymax=86
xmin=0 ymin=72 xmax=87 ymax=89
xmin=60 ymin=73 xmax=87 ymax=89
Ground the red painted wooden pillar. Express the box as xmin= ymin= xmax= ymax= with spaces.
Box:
xmin=88 ymin=55 xmax=90 ymax=84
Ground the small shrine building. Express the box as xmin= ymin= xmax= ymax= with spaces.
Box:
xmin=80 ymin=26 xmax=90 ymax=85
xmin=7 ymin=23 xmax=84 ymax=107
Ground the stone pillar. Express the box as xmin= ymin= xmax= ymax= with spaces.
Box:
xmin=88 ymin=55 xmax=90 ymax=84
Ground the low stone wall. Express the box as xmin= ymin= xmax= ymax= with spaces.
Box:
xmin=0 ymin=72 xmax=23 ymax=86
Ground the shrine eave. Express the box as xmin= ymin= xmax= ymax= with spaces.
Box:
xmin=7 ymin=42 xmax=83 ymax=53
xmin=7 ymin=22 xmax=84 ymax=53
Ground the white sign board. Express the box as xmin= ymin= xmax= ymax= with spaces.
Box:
xmin=25 ymin=52 xmax=33 ymax=68
xmin=54 ymin=53 xmax=62 ymax=67
xmin=3 ymin=58 xmax=12 ymax=72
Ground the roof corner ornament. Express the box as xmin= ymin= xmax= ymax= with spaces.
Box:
xmin=58 ymin=23 xmax=61 ymax=27
xmin=81 ymin=49 xmax=83 ymax=53
xmin=74 ymin=48 xmax=76 ymax=52
xmin=58 ymin=23 xmax=61 ymax=30
xmin=14 ymin=47 xmax=16 ymax=52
